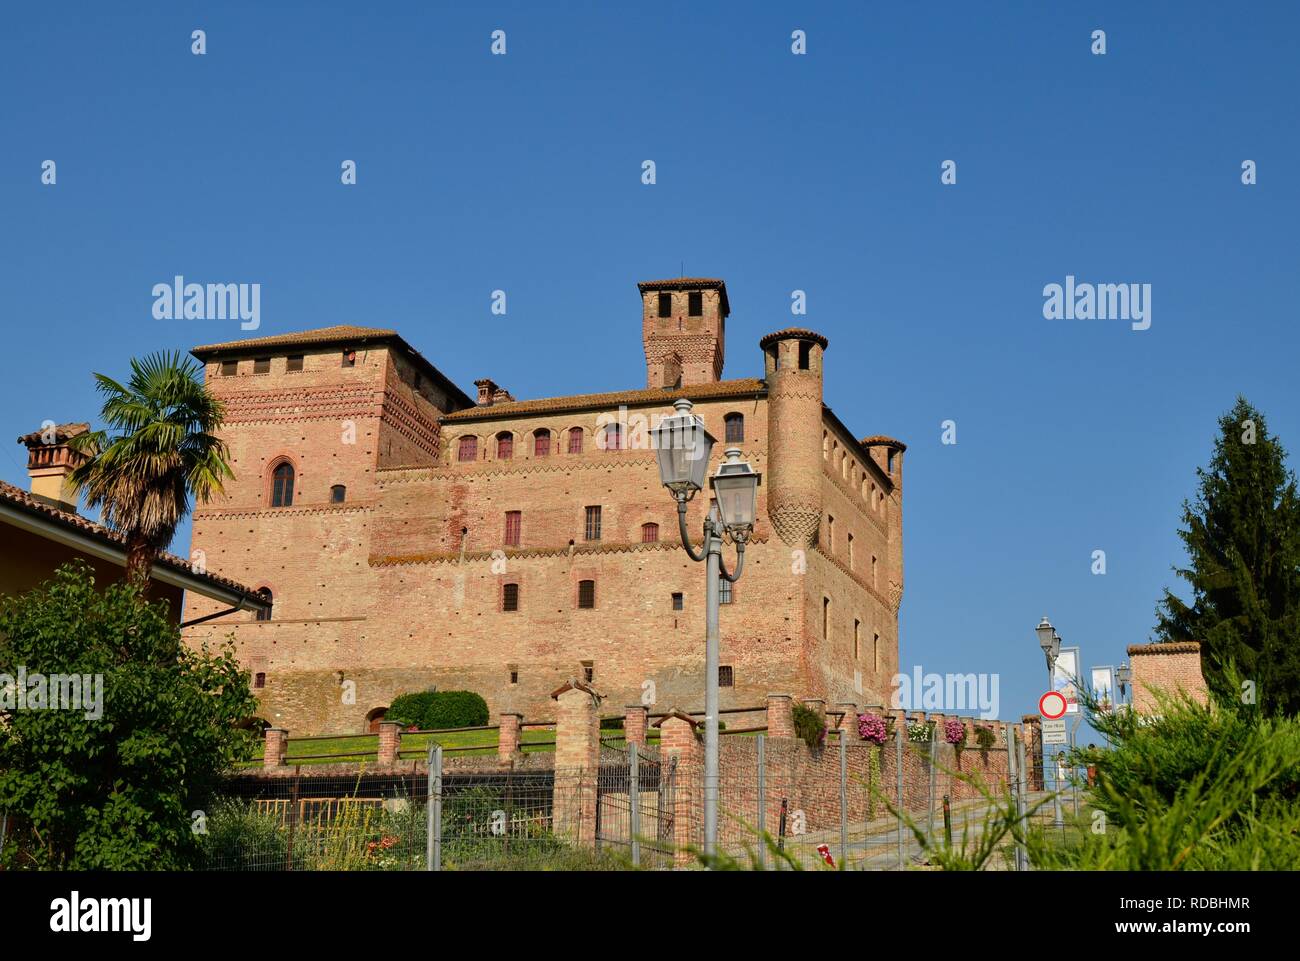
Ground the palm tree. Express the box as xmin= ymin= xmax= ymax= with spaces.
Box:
xmin=68 ymin=351 xmax=233 ymax=586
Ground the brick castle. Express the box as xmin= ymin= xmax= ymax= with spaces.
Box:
xmin=181 ymin=278 xmax=906 ymax=734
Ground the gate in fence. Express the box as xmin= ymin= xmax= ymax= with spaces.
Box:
xmin=594 ymin=739 xmax=677 ymax=868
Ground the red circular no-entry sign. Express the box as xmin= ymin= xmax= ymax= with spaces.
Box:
xmin=1039 ymin=691 xmax=1067 ymax=719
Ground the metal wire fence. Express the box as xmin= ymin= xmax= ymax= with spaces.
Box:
xmin=195 ymin=725 xmax=1073 ymax=871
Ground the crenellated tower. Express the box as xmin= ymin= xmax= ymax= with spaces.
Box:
xmin=761 ymin=328 xmax=828 ymax=547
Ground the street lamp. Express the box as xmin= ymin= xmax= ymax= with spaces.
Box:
xmin=1116 ymin=661 xmax=1131 ymax=706
xmin=650 ymin=398 xmax=761 ymax=857
xmin=1035 ymin=615 xmax=1064 ymax=827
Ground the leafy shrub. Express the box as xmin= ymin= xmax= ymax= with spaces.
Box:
xmin=387 ymin=690 xmax=489 ymax=730
xmin=974 ymin=726 xmax=997 ymax=751
xmin=0 ymin=563 xmax=259 ymax=870
xmin=792 ymin=703 xmax=826 ymax=751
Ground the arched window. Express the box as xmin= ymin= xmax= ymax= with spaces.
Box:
xmin=496 ymin=431 xmax=514 ymax=460
xmin=577 ymin=579 xmax=596 ymax=609
xmin=366 ymin=707 xmax=388 ymax=734
xmin=330 ymin=484 xmax=346 ymax=504
xmin=724 ymin=413 xmax=744 ymax=444
xmin=256 ymin=588 xmax=273 ymax=622
xmin=642 ymin=522 xmax=659 ymax=543
xmin=533 ymin=429 xmax=551 ymax=457
xmin=457 ymin=435 xmax=478 ymax=462
xmin=567 ymin=427 xmax=584 ymax=454
xmin=601 ymin=423 xmax=623 ymax=451
xmin=270 ymin=464 xmax=294 ymax=507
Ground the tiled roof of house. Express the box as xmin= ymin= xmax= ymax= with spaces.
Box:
xmin=441 ymin=378 xmax=767 ymax=423
xmin=0 ymin=478 xmax=267 ymax=606
xmin=16 ymin=423 xmax=90 ymax=446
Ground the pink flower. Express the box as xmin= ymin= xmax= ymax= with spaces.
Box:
xmin=944 ymin=718 xmax=967 ymax=745
xmin=857 ymin=713 xmax=888 ymax=745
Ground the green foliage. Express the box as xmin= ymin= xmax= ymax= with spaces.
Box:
xmin=1154 ymin=396 xmax=1300 ymax=716
xmin=791 ymin=703 xmax=826 ymax=751
xmin=386 ymin=690 xmax=489 ymax=730
xmin=974 ymin=726 xmax=997 ymax=751
xmin=68 ymin=351 xmax=233 ymax=584
xmin=0 ymin=563 xmax=259 ymax=869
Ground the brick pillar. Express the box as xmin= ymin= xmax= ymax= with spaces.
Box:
xmin=377 ymin=721 xmax=402 ymax=766
xmin=656 ymin=711 xmax=702 ymax=866
xmin=624 ymin=705 xmax=648 ymax=746
xmin=498 ymin=712 xmax=523 ymax=764
xmin=552 ymin=682 xmax=601 ymax=845
xmin=264 ymin=727 xmax=288 ymax=769
xmin=1021 ymin=714 xmax=1044 ymax=790
xmin=835 ymin=701 xmax=858 ymax=737
xmin=766 ymin=694 xmax=794 ymax=738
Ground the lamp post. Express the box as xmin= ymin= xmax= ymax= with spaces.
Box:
xmin=1036 ymin=616 xmax=1064 ymax=827
xmin=650 ymin=398 xmax=760 ymax=857
xmin=1116 ymin=661 xmax=1131 ymax=708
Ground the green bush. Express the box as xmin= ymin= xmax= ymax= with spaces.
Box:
xmin=0 ymin=562 xmax=259 ymax=870
xmin=792 ymin=703 xmax=826 ymax=751
xmin=387 ymin=690 xmax=489 ymax=730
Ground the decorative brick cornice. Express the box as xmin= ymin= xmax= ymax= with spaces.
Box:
xmin=194 ymin=503 xmax=376 ymax=521
xmin=370 ymin=534 xmax=770 ymax=569
xmin=811 ymin=543 xmax=897 ymax=612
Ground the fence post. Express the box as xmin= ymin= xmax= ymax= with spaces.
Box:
xmin=895 ymin=714 xmax=905 ymax=870
xmin=628 ymin=742 xmax=641 ymax=868
xmin=552 ymin=680 xmax=602 ymax=847
xmin=756 ymin=733 xmax=766 ymax=870
xmin=927 ymin=715 xmax=937 ymax=841
xmin=427 ymin=742 xmax=442 ymax=871
xmin=1005 ymin=724 xmax=1023 ymax=871
xmin=377 ymin=720 xmax=401 ymax=766
xmin=498 ymin=712 xmax=523 ymax=764
xmin=1016 ymin=730 xmax=1030 ymax=870
xmin=264 ymin=727 xmax=288 ymax=769
xmin=654 ymin=709 xmax=702 ymax=866
xmin=624 ymin=704 xmax=648 ymax=746
xmin=838 ymin=728 xmax=849 ymax=869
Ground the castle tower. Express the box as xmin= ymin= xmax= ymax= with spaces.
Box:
xmin=637 ymin=278 xmax=729 ymax=388
xmin=761 ymin=328 xmax=828 ymax=547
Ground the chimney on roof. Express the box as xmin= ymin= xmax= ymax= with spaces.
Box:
xmin=474 ymin=378 xmax=513 ymax=406
xmin=18 ymin=422 xmax=93 ymax=512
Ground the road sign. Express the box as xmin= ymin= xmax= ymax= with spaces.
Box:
xmin=1042 ymin=717 xmax=1068 ymax=745
xmin=1039 ymin=691 xmax=1067 ymax=719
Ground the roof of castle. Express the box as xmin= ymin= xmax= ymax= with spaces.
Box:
xmin=861 ymin=435 xmax=907 ymax=452
xmin=758 ymin=328 xmax=829 ymax=350
xmin=441 ymin=378 xmax=767 ymax=424
xmin=637 ymin=278 xmax=729 ymax=315
xmin=191 ymin=326 xmax=475 ymax=410
xmin=0 ymin=478 xmax=270 ymax=610
xmin=16 ymin=423 xmax=90 ymax=446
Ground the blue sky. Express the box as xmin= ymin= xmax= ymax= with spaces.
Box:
xmin=3 ymin=2 xmax=1297 ymax=732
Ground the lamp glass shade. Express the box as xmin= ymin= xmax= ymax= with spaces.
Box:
xmin=650 ymin=406 xmax=715 ymax=493
xmin=1036 ymin=619 xmax=1057 ymax=657
xmin=713 ymin=473 xmax=756 ymax=529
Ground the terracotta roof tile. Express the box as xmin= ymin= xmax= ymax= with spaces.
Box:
xmin=759 ymin=328 xmax=829 ymax=351
xmin=861 ymin=435 xmax=907 ymax=452
xmin=0 ymin=479 xmax=267 ymax=606
xmin=441 ymin=378 xmax=766 ymax=423
xmin=191 ymin=325 xmax=397 ymax=355
xmin=190 ymin=326 xmax=475 ymax=410
xmin=637 ymin=278 xmax=729 ymax=315
xmin=16 ymin=423 xmax=90 ymax=446
xmin=1127 ymin=641 xmax=1201 ymax=656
